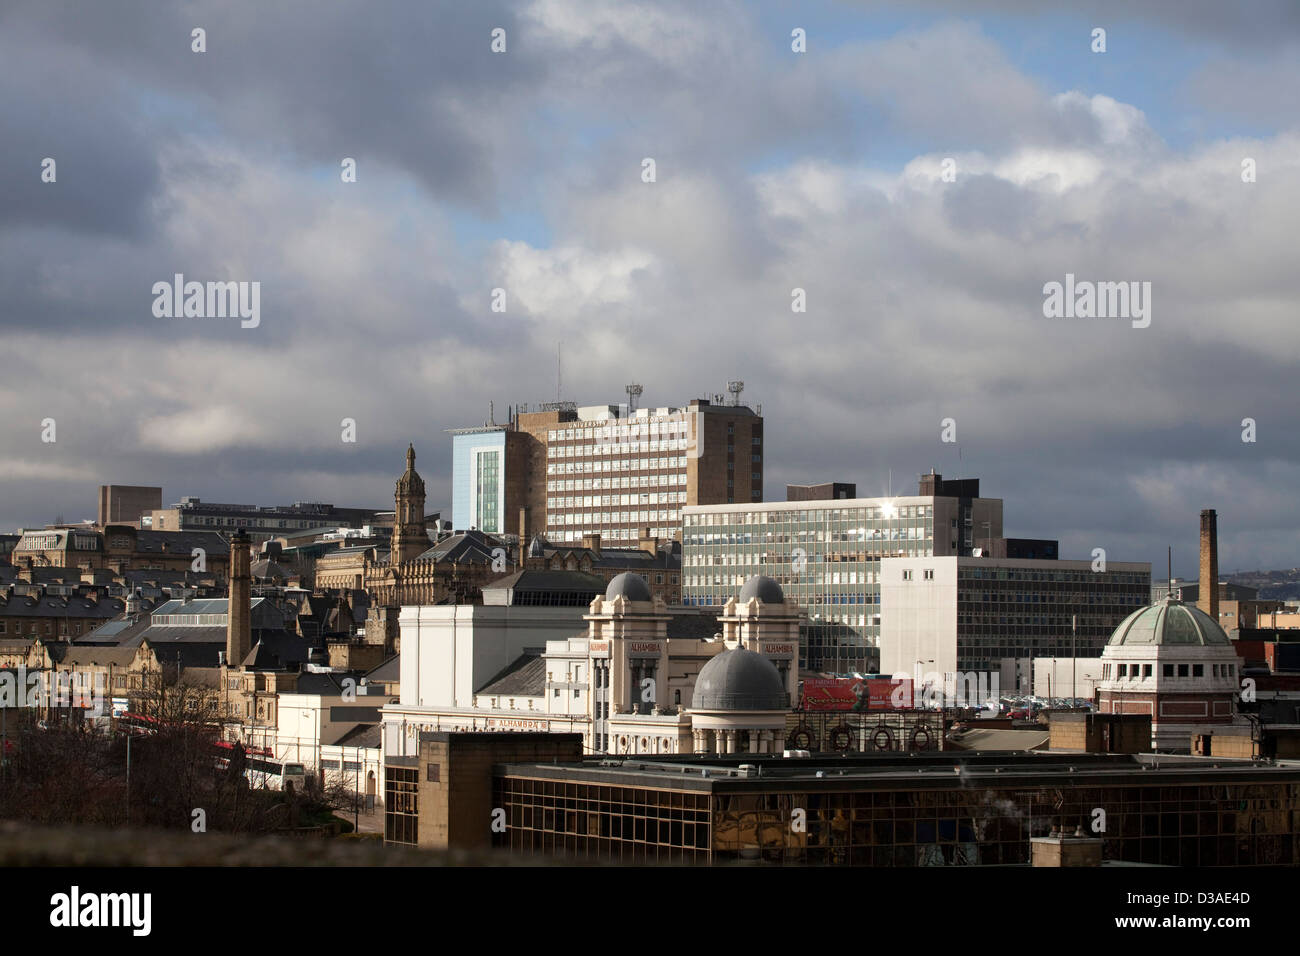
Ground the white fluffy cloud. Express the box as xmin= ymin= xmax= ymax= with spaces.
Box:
xmin=1 ymin=4 xmax=1297 ymax=571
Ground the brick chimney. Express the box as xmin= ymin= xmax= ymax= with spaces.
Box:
xmin=581 ymin=533 xmax=602 ymax=554
xmin=638 ymin=527 xmax=658 ymax=555
xmin=227 ymin=528 xmax=252 ymax=667
xmin=518 ymin=508 xmax=528 ymax=568
xmin=1198 ymin=509 xmax=1218 ymax=621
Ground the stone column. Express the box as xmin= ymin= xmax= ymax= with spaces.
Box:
xmin=748 ymin=729 xmax=761 ymax=754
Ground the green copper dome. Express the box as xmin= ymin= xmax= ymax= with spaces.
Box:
xmin=1107 ymin=599 xmax=1231 ymax=647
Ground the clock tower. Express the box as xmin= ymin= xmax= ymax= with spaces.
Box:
xmin=392 ymin=444 xmax=428 ymax=565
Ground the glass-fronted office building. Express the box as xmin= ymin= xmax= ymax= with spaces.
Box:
xmin=682 ymin=494 xmax=1004 ymax=673
xmin=451 ymin=429 xmax=507 ymax=534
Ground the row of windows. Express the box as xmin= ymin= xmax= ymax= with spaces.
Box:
xmin=959 ymin=592 xmax=1149 ymax=604
xmin=0 ymin=619 xmax=86 ymax=636
xmin=551 ymin=442 xmax=690 ymax=458
xmin=179 ymin=515 xmax=331 ymax=530
xmin=549 ymin=460 xmax=690 ymax=478
xmin=548 ymin=472 xmax=685 ymax=492
xmin=548 ymin=420 xmax=693 ymax=442
xmin=962 ymin=569 xmax=1146 ymax=584
xmin=686 ymin=505 xmax=935 ymax=527
xmin=548 ymin=512 xmax=678 ymax=528
xmin=687 ymin=523 xmax=932 ymax=545
xmin=1105 ymin=662 xmax=1236 ymax=679
xmin=491 ymin=780 xmax=1300 ymax=866
xmin=550 ymin=491 xmax=685 ymax=508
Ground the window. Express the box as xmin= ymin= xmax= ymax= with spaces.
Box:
xmin=1177 ymin=664 xmax=1189 ymax=677
xmin=923 ymin=569 xmax=934 ymax=581
xmin=1192 ymin=664 xmax=1203 ymax=677
xmin=1142 ymin=664 xmax=1152 ymax=678
xmin=1163 ymin=664 xmax=1174 ymax=677
xmin=902 ymin=570 xmax=913 ymax=581
xmin=1118 ymin=664 xmax=1127 ymax=678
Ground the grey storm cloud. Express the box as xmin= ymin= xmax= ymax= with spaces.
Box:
xmin=0 ymin=0 xmax=1297 ymax=576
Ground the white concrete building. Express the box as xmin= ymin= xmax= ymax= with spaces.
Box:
xmin=381 ymin=573 xmax=801 ymax=761
xmin=879 ymin=556 xmax=1151 ymax=684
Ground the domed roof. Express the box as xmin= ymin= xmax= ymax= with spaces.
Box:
xmin=606 ymin=572 xmax=652 ymax=602
xmin=738 ymin=575 xmax=785 ymax=605
xmin=1106 ymin=599 xmax=1231 ymax=647
xmin=693 ymin=647 xmax=789 ymax=711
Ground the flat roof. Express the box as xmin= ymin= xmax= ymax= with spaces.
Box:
xmin=495 ymin=749 xmax=1300 ymax=793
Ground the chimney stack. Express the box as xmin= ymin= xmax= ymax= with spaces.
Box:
xmin=518 ymin=508 xmax=528 ymax=568
xmin=227 ymin=528 xmax=252 ymax=668
xmin=1199 ymin=509 xmax=1219 ymax=621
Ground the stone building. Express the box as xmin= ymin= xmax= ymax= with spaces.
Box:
xmin=313 ymin=446 xmax=514 ymax=607
xmin=11 ymin=525 xmax=229 ymax=577
xmin=520 ymin=530 xmax=681 ymax=603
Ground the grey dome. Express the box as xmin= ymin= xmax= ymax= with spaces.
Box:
xmin=738 ymin=575 xmax=785 ymax=605
xmin=693 ymin=647 xmax=789 ymax=711
xmin=1107 ymin=598 xmax=1231 ymax=647
xmin=527 ymin=534 xmax=548 ymax=558
xmin=606 ymin=572 xmax=652 ymax=602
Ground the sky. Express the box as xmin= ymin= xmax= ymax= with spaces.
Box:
xmin=1 ymin=0 xmax=1298 ymax=578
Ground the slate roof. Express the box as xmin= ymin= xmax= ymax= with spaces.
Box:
xmin=485 ymin=569 xmax=607 ymax=593
xmin=476 ymin=654 xmax=546 ymax=698
xmin=250 ymin=559 xmax=292 ymax=581
xmin=47 ymin=645 xmax=141 ymax=667
xmin=414 ymin=529 xmax=505 ymax=564
xmin=0 ymin=566 xmax=83 ymax=586
xmin=329 ymin=723 xmax=382 ymax=749
xmin=239 ymin=632 xmax=316 ymax=671
xmin=78 ymin=616 xmax=152 ymax=645
xmin=363 ymin=655 xmax=399 ymax=683
xmin=295 ymin=671 xmax=356 ymax=695
xmin=537 ymin=540 xmax=682 ymax=572
xmin=134 ymin=530 xmax=230 ymax=556
xmin=0 ymin=595 xmax=125 ymax=618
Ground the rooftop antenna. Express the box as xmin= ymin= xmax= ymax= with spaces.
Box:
xmin=727 ymin=380 xmax=744 ymax=407
xmin=1168 ymin=546 xmax=1173 ymax=599
xmin=488 ymin=401 xmax=495 ymax=426
xmin=626 ymin=383 xmax=643 ymax=412
xmin=557 ymin=342 xmax=562 ymax=402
